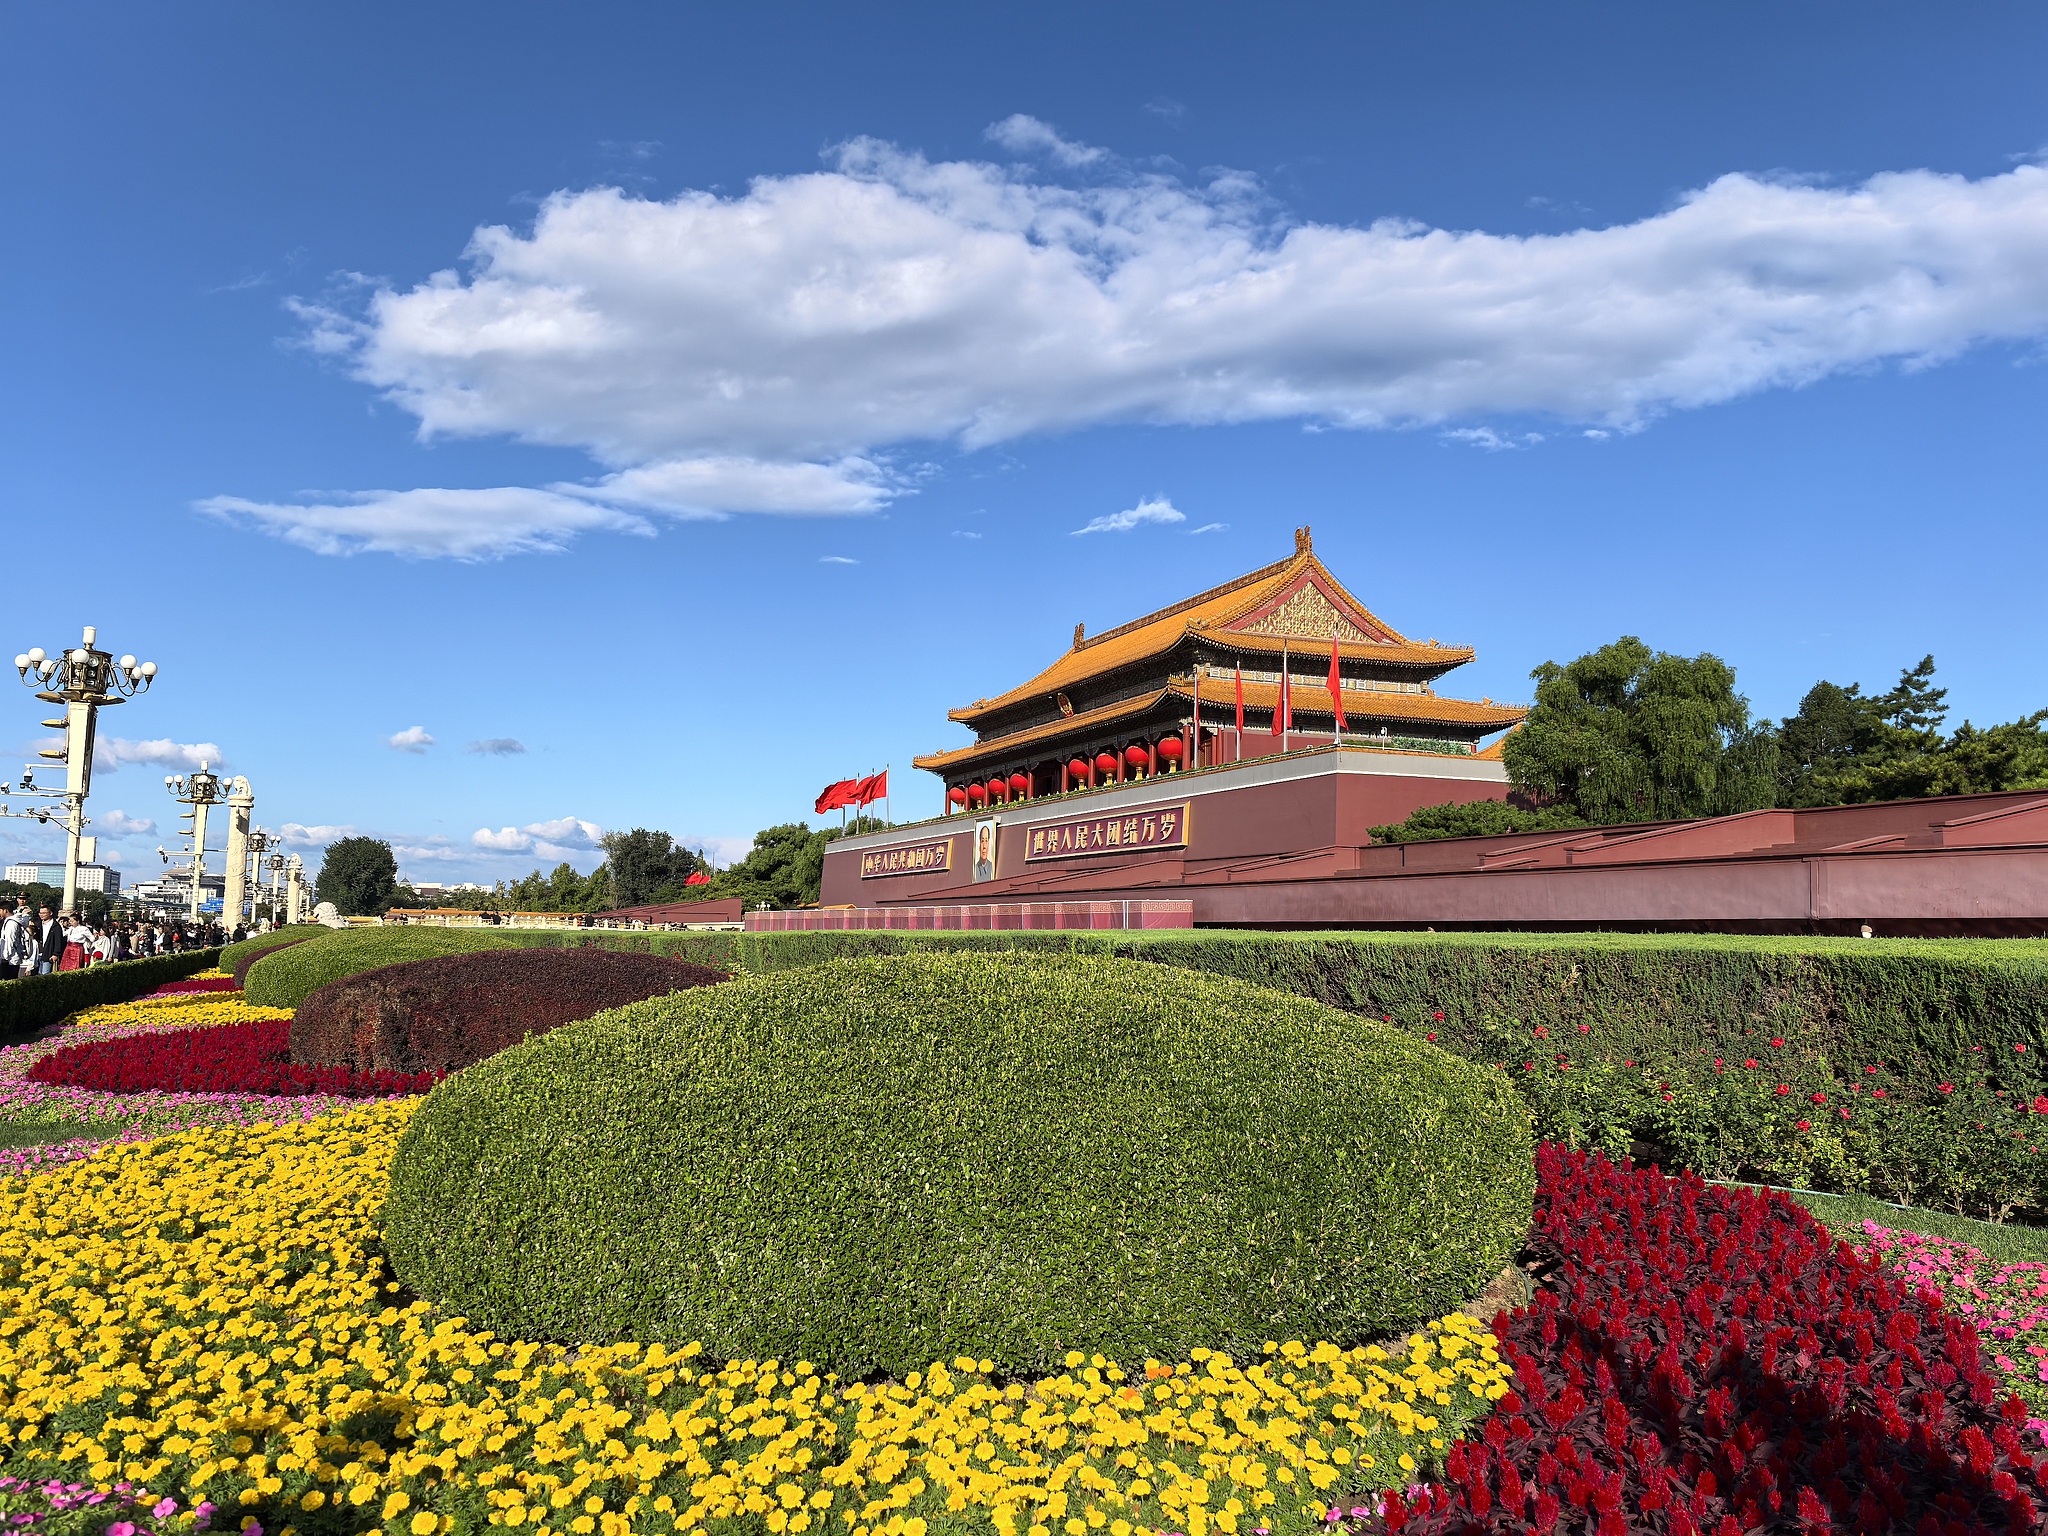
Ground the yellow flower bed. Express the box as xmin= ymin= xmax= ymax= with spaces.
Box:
xmin=0 ymin=1105 xmax=1511 ymax=1536
xmin=56 ymin=992 xmax=293 ymax=1033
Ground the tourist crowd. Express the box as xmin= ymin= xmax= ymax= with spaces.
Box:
xmin=0 ymin=900 xmax=261 ymax=978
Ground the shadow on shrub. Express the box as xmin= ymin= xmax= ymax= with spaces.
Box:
xmin=226 ymin=929 xmax=322 ymax=987
xmin=384 ymin=951 xmax=1536 ymax=1377
xmin=290 ymin=946 xmax=728 ymax=1075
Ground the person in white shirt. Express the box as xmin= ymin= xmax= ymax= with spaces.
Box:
xmin=0 ymin=900 xmax=34 ymax=979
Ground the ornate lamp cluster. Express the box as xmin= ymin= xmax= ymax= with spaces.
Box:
xmin=2 ymin=626 xmax=162 ymax=915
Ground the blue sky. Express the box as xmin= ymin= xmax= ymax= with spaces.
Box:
xmin=4 ymin=2 xmax=2046 ymax=886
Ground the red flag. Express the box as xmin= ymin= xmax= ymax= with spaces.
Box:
xmin=854 ymin=769 xmax=889 ymax=806
xmin=1234 ymin=666 xmax=1244 ymax=732
xmin=814 ymin=778 xmax=859 ymax=813
xmin=683 ymin=871 xmax=710 ymax=886
xmin=1328 ymin=640 xmax=1346 ymax=733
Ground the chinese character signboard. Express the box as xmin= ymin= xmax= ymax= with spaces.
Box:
xmin=1024 ymin=803 xmax=1190 ymax=862
xmin=859 ymin=839 xmax=955 ymax=879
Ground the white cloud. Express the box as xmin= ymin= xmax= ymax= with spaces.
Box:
xmin=91 ymin=738 xmax=225 ymax=773
xmin=95 ymin=809 xmax=156 ymax=837
xmin=394 ymin=842 xmax=465 ymax=863
xmin=279 ymin=822 xmax=356 ymax=846
xmin=466 ymin=737 xmax=527 ymax=755
xmin=386 ymin=725 xmax=436 ymax=753
xmin=1441 ymin=427 xmax=1545 ymax=451
xmin=228 ymin=136 xmax=2048 ymax=559
xmin=984 ymin=113 xmax=1106 ymax=168
xmin=819 ymin=555 xmax=859 ymax=565
xmin=199 ymin=487 xmax=652 ymax=561
xmin=951 ymin=529 xmax=982 ymax=540
xmin=1072 ymin=495 xmax=1186 ymax=536
xmin=1187 ymin=522 xmax=1228 ymax=535
xmin=470 ymin=815 xmax=605 ymax=856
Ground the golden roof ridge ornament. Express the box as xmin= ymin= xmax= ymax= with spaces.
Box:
xmin=1294 ymin=525 xmax=1312 ymax=556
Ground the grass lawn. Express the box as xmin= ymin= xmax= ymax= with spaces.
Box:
xmin=0 ymin=1121 xmax=103 ymax=1151
xmin=1725 ymin=1182 xmax=2048 ymax=1265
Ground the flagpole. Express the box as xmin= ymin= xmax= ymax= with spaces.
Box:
xmin=1282 ymin=642 xmax=1290 ymax=754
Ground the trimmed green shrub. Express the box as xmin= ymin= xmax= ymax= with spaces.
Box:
xmin=384 ymin=952 xmax=1535 ymax=1376
xmin=243 ymin=927 xmax=527 ymax=1008
xmin=291 ymin=947 xmax=728 ymax=1073
xmin=0 ymin=950 xmax=222 ymax=1041
xmin=223 ymin=928 xmax=323 ymax=987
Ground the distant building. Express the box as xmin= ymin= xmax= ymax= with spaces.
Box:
xmin=129 ymin=872 xmax=223 ymax=914
xmin=4 ymin=862 xmax=121 ymax=895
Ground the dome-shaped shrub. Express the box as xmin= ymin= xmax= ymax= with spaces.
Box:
xmin=384 ymin=953 xmax=1534 ymax=1375
xmin=292 ymin=946 xmax=728 ymax=1075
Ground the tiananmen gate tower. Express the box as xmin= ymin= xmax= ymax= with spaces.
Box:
xmin=913 ymin=526 xmax=1527 ymax=804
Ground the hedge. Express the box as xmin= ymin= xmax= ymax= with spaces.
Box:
xmin=384 ymin=952 xmax=1536 ymax=1376
xmin=291 ymin=947 xmax=728 ymax=1074
xmin=241 ymin=928 xmax=526 ymax=1008
xmin=0 ymin=949 xmax=222 ymax=1041
xmin=222 ymin=927 xmax=323 ymax=987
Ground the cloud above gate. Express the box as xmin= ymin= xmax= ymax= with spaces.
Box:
xmin=222 ymin=120 xmax=2048 ymax=557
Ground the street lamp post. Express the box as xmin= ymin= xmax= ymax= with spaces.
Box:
xmin=285 ymin=853 xmax=306 ymax=925
xmin=265 ymin=850 xmax=287 ymax=922
xmin=222 ymin=778 xmax=256 ymax=929
xmin=5 ymin=626 xmax=158 ymax=917
xmin=243 ymin=828 xmax=275 ymax=925
xmin=164 ymin=764 xmax=225 ymax=929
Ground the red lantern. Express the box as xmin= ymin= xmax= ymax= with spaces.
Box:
xmin=967 ymin=783 xmax=987 ymax=806
xmin=947 ymin=786 xmax=968 ymax=807
xmin=1007 ymin=772 xmax=1029 ymax=797
xmin=1068 ymin=758 xmax=1090 ymax=781
xmin=1157 ymin=737 xmax=1184 ymax=762
xmin=1124 ymin=744 xmax=1149 ymax=768
xmin=1094 ymin=752 xmax=1118 ymax=777
xmin=987 ymin=778 xmax=1008 ymax=803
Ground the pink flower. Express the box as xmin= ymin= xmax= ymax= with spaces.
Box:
xmin=1939 ymin=1083 xmax=1954 ymax=1093
xmin=1873 ymin=1088 xmax=1887 ymax=1098
xmin=153 ymin=1501 xmax=177 ymax=1519
xmin=108 ymin=1525 xmax=135 ymax=1536
xmin=1425 ymin=1033 xmax=1436 ymax=1042
xmin=1577 ymin=1024 xmax=1590 ymax=1033
xmin=1771 ymin=1037 xmax=1785 ymax=1048
xmin=1864 ymin=1065 xmax=1878 ymax=1074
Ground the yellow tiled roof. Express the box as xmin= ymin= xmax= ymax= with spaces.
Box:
xmin=914 ymin=676 xmax=1526 ymax=775
xmin=913 ymin=691 xmax=1170 ymax=773
xmin=946 ymin=536 xmax=1469 ymax=726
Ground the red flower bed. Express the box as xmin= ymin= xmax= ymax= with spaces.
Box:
xmin=147 ymin=978 xmax=239 ymax=995
xmin=1385 ymin=1145 xmax=2044 ymax=1536
xmin=27 ymin=1020 xmax=438 ymax=1097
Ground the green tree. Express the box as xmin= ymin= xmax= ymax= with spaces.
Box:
xmin=1502 ymin=636 xmax=1777 ymax=824
xmin=1367 ymin=800 xmax=1588 ymax=845
xmin=599 ymin=829 xmax=706 ymax=908
xmin=1778 ymin=655 xmax=2047 ymax=805
xmin=314 ymin=837 xmax=399 ymax=916
xmin=686 ymin=818 xmax=882 ymax=910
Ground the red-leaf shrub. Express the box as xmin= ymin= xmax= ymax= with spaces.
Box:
xmin=27 ymin=1019 xmax=437 ymax=1097
xmin=288 ymin=946 xmax=729 ymax=1075
xmin=1385 ymin=1145 xmax=2045 ymax=1536
xmin=147 ymin=977 xmax=239 ymax=995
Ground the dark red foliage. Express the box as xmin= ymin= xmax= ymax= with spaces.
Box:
xmin=148 ymin=978 xmax=239 ymax=995
xmin=27 ymin=1019 xmax=438 ymax=1097
xmin=288 ymin=945 xmax=728 ymax=1075
xmin=1384 ymin=1144 xmax=2045 ymax=1536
